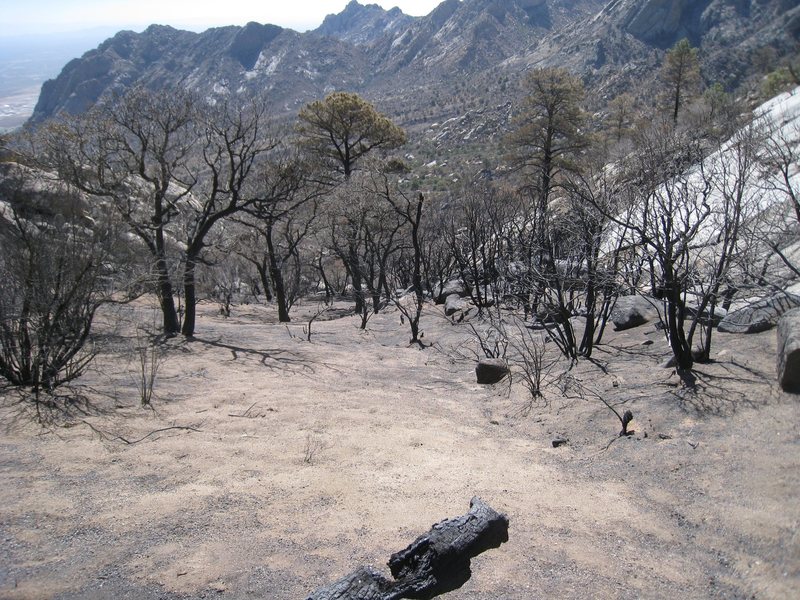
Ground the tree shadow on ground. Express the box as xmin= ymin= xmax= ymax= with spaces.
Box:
xmin=666 ymin=359 xmax=772 ymax=416
xmin=0 ymin=383 xmax=114 ymax=433
xmin=590 ymin=341 xmax=775 ymax=417
xmin=188 ymin=336 xmax=316 ymax=375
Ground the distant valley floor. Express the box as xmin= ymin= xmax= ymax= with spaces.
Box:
xmin=0 ymin=87 xmax=39 ymax=131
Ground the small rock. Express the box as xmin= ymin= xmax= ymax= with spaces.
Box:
xmin=552 ymin=437 xmax=568 ymax=448
xmin=476 ymin=358 xmax=509 ymax=384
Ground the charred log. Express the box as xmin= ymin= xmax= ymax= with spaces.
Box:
xmin=307 ymin=497 xmax=509 ymax=600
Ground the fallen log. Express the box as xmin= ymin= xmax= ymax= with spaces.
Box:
xmin=307 ymin=497 xmax=509 ymax=600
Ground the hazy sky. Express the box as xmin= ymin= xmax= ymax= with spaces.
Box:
xmin=0 ymin=1 xmax=445 ymax=38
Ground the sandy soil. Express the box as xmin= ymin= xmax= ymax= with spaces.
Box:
xmin=0 ymin=297 xmax=798 ymax=599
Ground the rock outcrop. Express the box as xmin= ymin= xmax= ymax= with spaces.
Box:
xmin=444 ymin=294 xmax=468 ymax=317
xmin=316 ymin=1 xmax=413 ymax=46
xmin=686 ymin=304 xmax=727 ymax=327
xmin=434 ymin=280 xmax=467 ymax=305
xmin=718 ymin=292 xmax=800 ymax=334
xmin=622 ymin=0 xmax=709 ymax=47
xmin=777 ymin=308 xmax=800 ymax=393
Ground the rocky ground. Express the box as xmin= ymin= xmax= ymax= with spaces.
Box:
xmin=0 ymin=297 xmax=798 ymax=599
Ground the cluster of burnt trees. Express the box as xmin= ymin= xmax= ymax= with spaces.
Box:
xmin=428 ymin=59 xmax=796 ymax=375
xmin=0 ymin=37 xmax=798 ymax=401
xmin=0 ymin=88 xmax=423 ymax=400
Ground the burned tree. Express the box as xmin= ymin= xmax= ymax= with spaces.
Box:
xmin=0 ymin=163 xmax=115 ymax=407
xmin=368 ymin=169 xmax=428 ymax=346
xmin=235 ymin=154 xmax=322 ymax=322
xmin=43 ymin=88 xmax=197 ymax=336
xmin=179 ymin=97 xmax=278 ymax=337
xmin=599 ymin=118 xmax=764 ymax=370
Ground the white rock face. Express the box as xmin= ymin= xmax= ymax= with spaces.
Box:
xmin=603 ymin=86 xmax=800 ymax=291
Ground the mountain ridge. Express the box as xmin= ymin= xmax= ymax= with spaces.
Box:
xmin=29 ymin=0 xmax=800 ymax=139
xmin=316 ymin=0 xmax=415 ymax=45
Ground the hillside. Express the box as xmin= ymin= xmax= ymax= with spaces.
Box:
xmin=1 ymin=293 xmax=798 ymax=599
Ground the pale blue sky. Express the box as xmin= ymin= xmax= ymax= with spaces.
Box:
xmin=0 ymin=0 xmax=445 ymax=37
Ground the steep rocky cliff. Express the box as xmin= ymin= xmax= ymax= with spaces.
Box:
xmin=508 ymin=0 xmax=800 ymax=102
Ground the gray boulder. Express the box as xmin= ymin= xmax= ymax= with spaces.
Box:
xmin=611 ymin=295 xmax=658 ymax=331
xmin=476 ymin=358 xmax=509 ymax=384
xmin=444 ymin=294 xmax=468 ymax=316
xmin=718 ymin=292 xmax=800 ymax=334
xmin=434 ymin=279 xmax=467 ymax=304
xmin=777 ymin=308 xmax=800 ymax=393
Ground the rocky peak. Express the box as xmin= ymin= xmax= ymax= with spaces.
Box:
xmin=612 ymin=0 xmax=799 ymax=49
xmin=369 ymin=0 xmax=604 ymax=74
xmin=229 ymin=21 xmax=283 ymax=69
xmin=315 ymin=1 xmax=414 ymax=45
xmin=465 ymin=0 xmax=553 ymax=28
xmin=509 ymin=0 xmax=798 ymax=107
xmin=428 ymin=0 xmax=462 ymax=27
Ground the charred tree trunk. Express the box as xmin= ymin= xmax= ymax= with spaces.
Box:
xmin=255 ymin=260 xmax=273 ymax=303
xmin=408 ymin=194 xmax=425 ymax=346
xmin=663 ymin=271 xmax=693 ymax=371
xmin=317 ymin=252 xmax=333 ymax=304
xmin=155 ymin=257 xmax=180 ymax=336
xmin=265 ymin=220 xmax=290 ymax=323
xmin=181 ymin=254 xmax=198 ymax=338
xmin=307 ymin=497 xmax=509 ymax=600
xmin=154 ymin=230 xmax=179 ymax=336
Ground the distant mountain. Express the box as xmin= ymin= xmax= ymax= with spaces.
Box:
xmin=29 ymin=0 xmax=800 ymax=149
xmin=316 ymin=0 xmax=414 ymax=45
xmin=32 ymin=22 xmax=371 ymax=122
